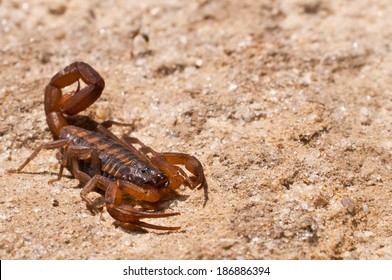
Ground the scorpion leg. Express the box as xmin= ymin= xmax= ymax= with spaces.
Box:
xmin=49 ymin=145 xmax=100 ymax=185
xmin=11 ymin=140 xmax=102 ymax=188
xmin=57 ymin=146 xmax=104 ymax=213
xmin=10 ymin=139 xmax=69 ymax=173
xmin=51 ymin=145 xmax=101 ymax=187
xmin=100 ymin=120 xmax=136 ymax=130
xmin=65 ymin=145 xmax=101 ymax=176
xmin=95 ymin=123 xmax=130 ymax=145
xmin=105 ymin=180 xmax=181 ymax=230
xmin=48 ymin=151 xmax=67 ymax=185
xmin=80 ymin=175 xmax=112 ymax=215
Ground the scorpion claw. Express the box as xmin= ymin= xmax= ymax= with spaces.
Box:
xmin=107 ymin=204 xmax=181 ymax=230
xmin=131 ymin=220 xmax=181 ymax=231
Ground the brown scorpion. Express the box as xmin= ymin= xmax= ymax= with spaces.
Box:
xmin=11 ymin=62 xmax=207 ymax=230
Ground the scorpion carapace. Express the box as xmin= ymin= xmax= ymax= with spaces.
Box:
xmin=12 ymin=61 xmax=207 ymax=231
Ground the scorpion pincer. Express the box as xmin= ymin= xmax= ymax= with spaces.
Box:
xmin=11 ymin=61 xmax=207 ymax=231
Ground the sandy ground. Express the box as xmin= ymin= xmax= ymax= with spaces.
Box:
xmin=0 ymin=0 xmax=391 ymax=260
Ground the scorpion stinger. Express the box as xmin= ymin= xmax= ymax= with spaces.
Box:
xmin=44 ymin=61 xmax=105 ymax=138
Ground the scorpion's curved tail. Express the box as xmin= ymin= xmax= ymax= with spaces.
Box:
xmin=44 ymin=62 xmax=105 ymax=139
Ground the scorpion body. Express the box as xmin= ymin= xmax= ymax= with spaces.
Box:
xmin=12 ymin=62 xmax=207 ymax=230
xmin=60 ymin=125 xmax=167 ymax=187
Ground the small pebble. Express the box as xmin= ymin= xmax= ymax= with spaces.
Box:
xmin=220 ymin=238 xmax=237 ymax=249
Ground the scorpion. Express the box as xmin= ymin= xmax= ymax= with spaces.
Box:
xmin=11 ymin=61 xmax=207 ymax=231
